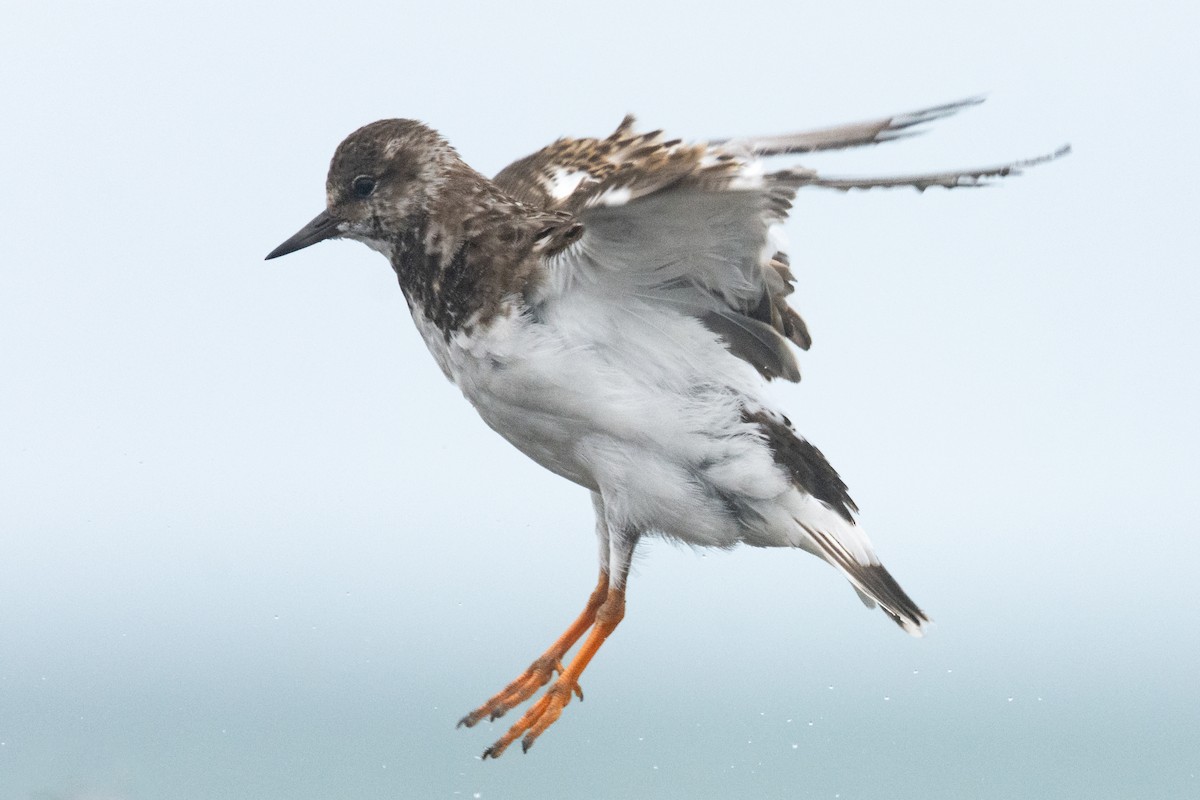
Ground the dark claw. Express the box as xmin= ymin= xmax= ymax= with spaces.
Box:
xmin=521 ymin=737 xmax=535 ymax=753
xmin=481 ymin=746 xmax=496 ymax=760
xmin=488 ymin=708 xmax=507 ymax=722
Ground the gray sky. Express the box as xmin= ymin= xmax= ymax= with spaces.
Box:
xmin=2 ymin=2 xmax=1197 ymax=799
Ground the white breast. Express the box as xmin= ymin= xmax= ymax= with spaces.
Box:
xmin=407 ymin=293 xmax=794 ymax=548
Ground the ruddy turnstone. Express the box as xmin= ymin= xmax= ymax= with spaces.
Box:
xmin=266 ymin=98 xmax=1067 ymax=758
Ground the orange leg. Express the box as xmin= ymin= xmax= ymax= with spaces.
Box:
xmin=481 ymin=585 xmax=626 ymax=759
xmin=457 ymin=572 xmax=609 ymax=729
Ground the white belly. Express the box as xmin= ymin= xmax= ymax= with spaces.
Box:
xmin=407 ymin=295 xmax=793 ymax=547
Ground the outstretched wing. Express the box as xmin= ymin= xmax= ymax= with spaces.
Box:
xmin=496 ymin=116 xmax=815 ymax=381
xmin=709 ymin=95 xmax=986 ymax=155
xmin=494 ymin=98 xmax=1068 ymax=381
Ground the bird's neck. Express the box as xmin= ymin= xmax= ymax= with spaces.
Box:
xmin=390 ymin=167 xmax=539 ymax=339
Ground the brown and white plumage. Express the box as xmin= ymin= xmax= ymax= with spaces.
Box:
xmin=265 ymin=97 xmax=1066 ymax=757
xmin=494 ymin=97 xmax=1066 ymax=381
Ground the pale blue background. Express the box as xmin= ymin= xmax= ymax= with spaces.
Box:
xmin=2 ymin=1 xmax=1197 ymax=798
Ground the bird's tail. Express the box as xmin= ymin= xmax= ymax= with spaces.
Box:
xmin=803 ymin=524 xmax=930 ymax=637
xmin=746 ymin=408 xmax=931 ymax=636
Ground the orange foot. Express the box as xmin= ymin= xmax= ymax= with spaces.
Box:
xmin=472 ymin=585 xmax=626 ymax=759
xmin=481 ymin=678 xmax=578 ymax=758
xmin=456 ymin=574 xmax=606 ymax=730
xmin=456 ymin=656 xmax=581 ymax=728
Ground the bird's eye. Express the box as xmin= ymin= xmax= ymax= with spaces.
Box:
xmin=351 ymin=176 xmax=377 ymax=198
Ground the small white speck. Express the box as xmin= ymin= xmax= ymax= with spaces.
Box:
xmin=1007 ymin=697 xmax=1014 ymax=703
xmin=652 ymin=765 xmax=659 ymax=770
xmin=912 ymin=670 xmax=919 ymax=675
xmin=474 ymin=794 xmax=481 ymax=799
xmin=792 ymin=743 xmax=799 ymax=750
xmin=807 ymin=721 xmax=814 ymax=727
xmin=638 ymin=737 xmax=644 ymax=742
xmin=883 ymin=696 xmax=890 ymax=701
xmin=827 ymin=685 xmax=834 ymax=691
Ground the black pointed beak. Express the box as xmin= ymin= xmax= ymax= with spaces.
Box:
xmin=265 ymin=210 xmax=343 ymax=260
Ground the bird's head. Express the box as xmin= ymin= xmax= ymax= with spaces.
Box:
xmin=266 ymin=119 xmax=454 ymax=261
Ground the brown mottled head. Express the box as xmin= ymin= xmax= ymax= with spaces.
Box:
xmin=266 ymin=119 xmax=455 ymax=260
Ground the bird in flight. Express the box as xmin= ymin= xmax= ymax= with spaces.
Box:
xmin=266 ymin=97 xmax=1067 ymax=758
